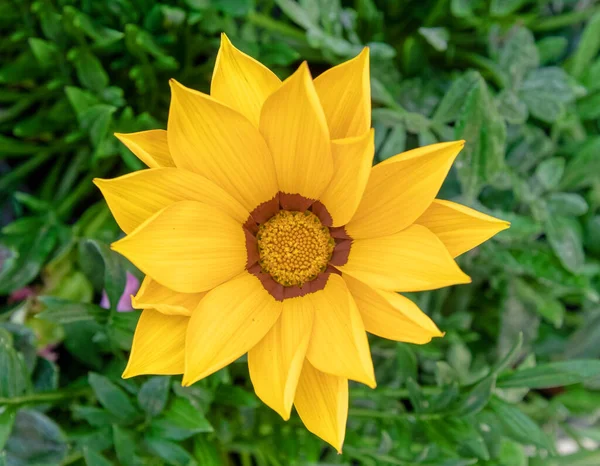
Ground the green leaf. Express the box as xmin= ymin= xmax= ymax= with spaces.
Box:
xmin=88 ymin=373 xmax=138 ymax=421
xmin=79 ymin=239 xmax=127 ymax=310
xmin=561 ymin=137 xmax=600 ymax=190
xmin=568 ymin=11 xmax=600 ymax=79
xmin=490 ymin=0 xmax=527 ymax=16
xmin=498 ymin=26 xmax=539 ymax=84
xmin=28 ymin=38 xmax=59 ymax=68
xmin=454 ymin=73 xmax=507 ymax=199
xmin=498 ymin=360 xmax=600 ymax=389
xmin=138 ymin=376 xmax=171 ymax=417
xmin=545 ymin=216 xmax=585 ymax=274
xmin=213 ymin=385 xmax=259 ymax=408
xmin=520 ymin=67 xmax=575 ymax=122
xmin=150 ymin=397 xmax=213 ymax=440
xmin=418 ymin=27 xmax=449 ymax=52
xmin=4 ymin=410 xmax=68 ymax=466
xmin=37 ymin=297 xmax=107 ymax=324
xmin=396 ymin=343 xmax=417 ymax=386
xmin=0 ymin=328 xmax=30 ymax=399
xmin=112 ymin=425 xmax=140 ymax=466
xmin=576 ymin=91 xmax=600 ymax=120
xmin=491 ymin=332 xmax=523 ymax=376
xmin=496 ymin=89 xmax=528 ymax=124
xmin=433 ymin=70 xmax=480 ymax=124
xmin=72 ymin=406 xmax=121 ymax=427
xmin=453 ymin=375 xmax=496 ymax=416
xmin=65 ymin=86 xmax=101 ymax=121
xmin=547 ymin=193 xmax=589 ymax=217
xmin=512 ymin=279 xmax=564 ymax=328
xmin=146 ymin=438 xmax=199 ymax=466
xmin=69 ymin=48 xmax=109 ymax=92
xmin=0 ymin=407 xmax=15 ymax=450
xmin=489 ymin=397 xmax=554 ymax=451
xmin=534 ymin=157 xmax=565 ymax=191
xmin=536 ymin=36 xmax=568 ymax=65
xmin=83 ymin=447 xmax=114 ymax=466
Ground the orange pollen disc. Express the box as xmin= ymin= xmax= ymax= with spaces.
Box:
xmin=257 ymin=210 xmax=335 ymax=287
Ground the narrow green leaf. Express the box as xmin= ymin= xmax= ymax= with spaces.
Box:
xmin=88 ymin=373 xmax=138 ymax=421
xmin=489 ymin=397 xmax=554 ymax=451
xmin=498 ymin=360 xmax=600 ymax=389
xmin=138 ymin=376 xmax=171 ymax=417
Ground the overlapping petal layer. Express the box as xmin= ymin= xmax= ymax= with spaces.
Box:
xmin=111 ymin=201 xmax=247 ymax=293
xmin=314 ymin=48 xmax=370 ymax=139
xmin=346 ymin=141 xmax=465 ymax=239
xmin=306 ymin=274 xmax=375 ymax=388
xmin=115 ymin=130 xmax=174 ymax=168
xmin=344 ymin=274 xmax=442 ymax=343
xmin=168 ymin=80 xmax=278 ymax=213
xmin=294 ymin=360 xmax=348 ymax=453
xmin=132 ymin=277 xmax=205 ymax=316
xmin=248 ymin=296 xmax=314 ymax=420
xmin=317 ymin=130 xmax=374 ymax=226
xmin=94 ymin=168 xmax=249 ymax=234
xmin=122 ymin=310 xmax=188 ymax=378
xmin=211 ymin=33 xmax=281 ymax=126
xmin=416 ymin=199 xmax=510 ymax=257
xmin=338 ymin=224 xmax=471 ymax=291
xmin=183 ymin=272 xmax=282 ymax=386
xmin=259 ymin=62 xmax=333 ymax=208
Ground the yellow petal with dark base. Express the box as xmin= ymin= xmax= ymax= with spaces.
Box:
xmin=132 ymin=276 xmax=206 ymax=316
xmin=306 ymin=274 xmax=375 ymax=388
xmin=294 ymin=360 xmax=348 ymax=453
xmin=122 ymin=310 xmax=188 ymax=378
xmin=415 ymin=199 xmax=510 ymax=257
xmin=248 ymin=296 xmax=314 ymax=420
xmin=314 ymin=48 xmax=370 ymax=139
xmin=318 ymin=130 xmax=375 ymax=226
xmin=94 ymin=168 xmax=249 ymax=234
xmin=346 ymin=141 xmax=465 ymax=239
xmin=111 ymin=201 xmax=247 ymax=293
xmin=338 ymin=224 xmax=471 ymax=291
xmin=259 ymin=62 xmax=333 ymax=202
xmin=115 ymin=130 xmax=174 ymax=168
xmin=183 ymin=272 xmax=282 ymax=386
xmin=344 ymin=274 xmax=443 ymax=343
xmin=211 ymin=33 xmax=281 ymax=126
xmin=168 ymin=80 xmax=278 ymax=213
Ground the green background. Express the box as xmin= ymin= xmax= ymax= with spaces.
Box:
xmin=2 ymin=0 xmax=600 ymax=465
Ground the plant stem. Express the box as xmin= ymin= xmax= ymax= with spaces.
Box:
xmin=247 ymin=11 xmax=307 ymax=43
xmin=0 ymin=387 xmax=91 ymax=406
xmin=349 ymin=408 xmax=444 ymax=421
xmin=529 ymin=5 xmax=600 ymax=31
xmin=0 ymin=151 xmax=52 ymax=193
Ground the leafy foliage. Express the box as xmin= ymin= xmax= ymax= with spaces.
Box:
xmin=1 ymin=0 xmax=600 ymax=465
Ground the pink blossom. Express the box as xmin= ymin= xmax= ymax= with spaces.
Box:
xmin=100 ymin=272 xmax=140 ymax=312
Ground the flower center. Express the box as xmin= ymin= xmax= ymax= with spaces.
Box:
xmin=257 ymin=210 xmax=335 ymax=287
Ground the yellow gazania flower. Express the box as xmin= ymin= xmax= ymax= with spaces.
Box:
xmin=95 ymin=33 xmax=509 ymax=451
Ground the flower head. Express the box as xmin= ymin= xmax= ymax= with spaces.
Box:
xmin=94 ymin=33 xmax=509 ymax=451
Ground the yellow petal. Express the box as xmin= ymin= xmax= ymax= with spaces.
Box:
xmin=259 ymin=62 xmax=333 ymax=205
xmin=115 ymin=130 xmax=174 ymax=168
xmin=346 ymin=141 xmax=465 ymax=239
xmin=415 ymin=199 xmax=510 ymax=257
xmin=248 ymin=296 xmax=314 ymax=420
xmin=122 ymin=309 xmax=188 ymax=378
xmin=94 ymin=168 xmax=250 ymax=234
xmin=211 ymin=33 xmax=281 ymax=127
xmin=338 ymin=224 xmax=471 ymax=291
xmin=305 ymin=274 xmax=375 ymax=388
xmin=343 ymin=274 xmax=443 ymax=343
xmin=131 ymin=276 xmax=205 ymax=316
xmin=168 ymin=80 xmax=278 ymax=213
xmin=294 ymin=360 xmax=348 ymax=453
xmin=111 ymin=201 xmax=247 ymax=293
xmin=316 ymin=129 xmax=374 ymax=226
xmin=314 ymin=48 xmax=370 ymax=139
xmin=183 ymin=272 xmax=282 ymax=386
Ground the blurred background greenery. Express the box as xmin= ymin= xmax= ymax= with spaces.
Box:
xmin=1 ymin=0 xmax=600 ymax=465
